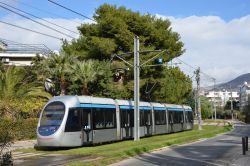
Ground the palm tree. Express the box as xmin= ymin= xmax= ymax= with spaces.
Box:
xmin=45 ymin=53 xmax=73 ymax=96
xmin=0 ymin=66 xmax=50 ymax=116
xmin=70 ymin=60 xmax=100 ymax=95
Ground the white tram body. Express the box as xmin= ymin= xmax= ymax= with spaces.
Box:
xmin=37 ymin=96 xmax=193 ymax=147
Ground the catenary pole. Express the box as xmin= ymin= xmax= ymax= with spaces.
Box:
xmin=112 ymin=37 xmax=164 ymax=141
xmin=134 ymin=36 xmax=140 ymax=141
xmin=195 ymin=67 xmax=202 ymax=130
xmin=231 ymin=85 xmax=234 ymax=121
xmin=213 ymin=78 xmax=217 ymax=120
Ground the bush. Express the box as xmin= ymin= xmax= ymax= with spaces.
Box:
xmin=0 ymin=118 xmax=15 ymax=166
xmin=13 ymin=118 xmax=38 ymax=140
xmin=0 ymin=152 xmax=13 ymax=166
xmin=0 ymin=118 xmax=38 ymax=141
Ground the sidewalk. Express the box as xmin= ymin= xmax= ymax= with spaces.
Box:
xmin=10 ymin=139 xmax=36 ymax=151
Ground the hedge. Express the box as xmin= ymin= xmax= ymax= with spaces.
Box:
xmin=0 ymin=118 xmax=38 ymax=142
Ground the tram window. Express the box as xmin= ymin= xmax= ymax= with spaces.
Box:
xmin=185 ymin=112 xmax=188 ymax=122
xmin=155 ymin=110 xmax=166 ymax=125
xmin=144 ymin=110 xmax=151 ymax=125
xmin=65 ymin=109 xmax=81 ymax=132
xmin=168 ymin=111 xmax=173 ymax=124
xmin=140 ymin=110 xmax=144 ymax=126
xmin=180 ymin=112 xmax=184 ymax=123
xmin=105 ymin=109 xmax=116 ymax=128
xmin=173 ymin=112 xmax=181 ymax=123
xmin=120 ymin=109 xmax=134 ymax=128
xmin=82 ymin=109 xmax=91 ymax=128
xmin=188 ymin=112 xmax=193 ymax=122
xmin=120 ymin=110 xmax=126 ymax=127
xmin=93 ymin=108 xmax=116 ymax=129
xmin=93 ymin=108 xmax=105 ymax=129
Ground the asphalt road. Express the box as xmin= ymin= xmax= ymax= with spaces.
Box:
xmin=112 ymin=122 xmax=250 ymax=166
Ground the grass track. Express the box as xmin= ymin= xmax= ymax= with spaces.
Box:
xmin=18 ymin=125 xmax=232 ymax=166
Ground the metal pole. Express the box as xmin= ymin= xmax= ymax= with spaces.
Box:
xmin=134 ymin=36 xmax=140 ymax=141
xmin=195 ymin=67 xmax=202 ymax=130
xmin=230 ymin=85 xmax=233 ymax=121
xmin=213 ymin=79 xmax=217 ymax=120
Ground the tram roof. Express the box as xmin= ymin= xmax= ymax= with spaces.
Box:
xmin=150 ymin=102 xmax=165 ymax=108
xmin=165 ymin=104 xmax=183 ymax=109
xmin=116 ymin=99 xmax=152 ymax=107
xmin=78 ymin=96 xmax=116 ymax=105
xmin=183 ymin=105 xmax=192 ymax=109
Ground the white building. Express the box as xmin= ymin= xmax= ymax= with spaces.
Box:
xmin=204 ymin=90 xmax=239 ymax=107
xmin=239 ymin=82 xmax=250 ymax=111
xmin=0 ymin=40 xmax=50 ymax=66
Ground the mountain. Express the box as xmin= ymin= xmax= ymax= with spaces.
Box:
xmin=207 ymin=73 xmax=250 ymax=91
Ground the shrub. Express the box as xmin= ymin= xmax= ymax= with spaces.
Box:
xmin=0 ymin=118 xmax=15 ymax=166
xmin=0 ymin=118 xmax=38 ymax=141
xmin=13 ymin=118 xmax=38 ymax=140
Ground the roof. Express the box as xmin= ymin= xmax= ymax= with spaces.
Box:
xmin=0 ymin=38 xmax=51 ymax=55
xmin=78 ymin=96 xmax=116 ymax=105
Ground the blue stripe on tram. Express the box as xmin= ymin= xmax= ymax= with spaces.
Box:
xmin=153 ymin=107 xmax=166 ymax=110
xmin=80 ymin=103 xmax=116 ymax=109
xmin=119 ymin=105 xmax=152 ymax=110
xmin=167 ymin=108 xmax=184 ymax=112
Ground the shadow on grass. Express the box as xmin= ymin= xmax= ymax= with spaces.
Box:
xmin=34 ymin=144 xmax=83 ymax=152
xmin=125 ymin=147 xmax=149 ymax=157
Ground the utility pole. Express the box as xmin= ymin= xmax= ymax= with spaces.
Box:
xmin=230 ymin=85 xmax=233 ymax=121
xmin=134 ymin=36 xmax=140 ymax=141
xmin=213 ymin=78 xmax=217 ymax=120
xmin=195 ymin=67 xmax=202 ymax=130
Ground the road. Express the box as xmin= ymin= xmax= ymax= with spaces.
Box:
xmin=112 ymin=121 xmax=250 ymax=166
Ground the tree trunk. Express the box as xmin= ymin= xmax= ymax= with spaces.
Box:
xmin=82 ymin=82 xmax=88 ymax=95
xmin=60 ymin=77 xmax=66 ymax=96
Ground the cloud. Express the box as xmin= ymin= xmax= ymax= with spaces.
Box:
xmin=0 ymin=15 xmax=89 ymax=51
xmin=157 ymin=14 xmax=250 ymax=85
xmin=1 ymin=14 xmax=250 ymax=85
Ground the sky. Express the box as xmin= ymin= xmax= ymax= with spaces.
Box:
xmin=0 ymin=0 xmax=250 ymax=86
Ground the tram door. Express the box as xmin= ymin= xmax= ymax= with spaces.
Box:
xmin=169 ymin=111 xmax=174 ymax=133
xmin=121 ymin=109 xmax=133 ymax=139
xmin=81 ymin=109 xmax=92 ymax=144
xmin=144 ymin=110 xmax=152 ymax=136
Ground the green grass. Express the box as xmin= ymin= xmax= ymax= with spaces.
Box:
xmin=18 ymin=125 xmax=232 ymax=166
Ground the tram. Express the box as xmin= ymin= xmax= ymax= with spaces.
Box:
xmin=37 ymin=95 xmax=193 ymax=147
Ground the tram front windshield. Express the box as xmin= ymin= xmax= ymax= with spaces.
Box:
xmin=40 ymin=102 xmax=65 ymax=126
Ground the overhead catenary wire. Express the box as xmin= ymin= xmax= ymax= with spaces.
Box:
xmin=0 ymin=4 xmax=76 ymax=39
xmin=9 ymin=0 xmax=82 ymax=25
xmin=47 ymin=0 xmax=116 ymax=37
xmin=175 ymin=57 xmax=215 ymax=82
xmin=0 ymin=20 xmax=62 ymax=40
xmin=0 ymin=1 xmax=78 ymax=35
xmin=48 ymin=0 xmax=95 ymax=22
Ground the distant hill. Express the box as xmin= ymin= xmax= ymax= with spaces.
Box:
xmin=207 ymin=73 xmax=250 ymax=91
